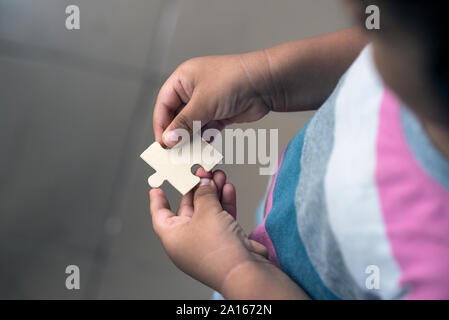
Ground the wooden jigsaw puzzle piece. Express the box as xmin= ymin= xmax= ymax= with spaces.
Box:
xmin=140 ymin=135 xmax=223 ymax=195
xmin=164 ymin=170 xmax=200 ymax=195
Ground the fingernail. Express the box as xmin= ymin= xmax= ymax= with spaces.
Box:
xmin=163 ymin=131 xmax=179 ymax=145
xmin=199 ymin=178 xmax=210 ymax=186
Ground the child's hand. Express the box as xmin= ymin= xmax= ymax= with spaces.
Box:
xmin=153 ymin=53 xmax=274 ymax=147
xmin=154 ymin=29 xmax=367 ymax=148
xmin=149 ymin=170 xmax=269 ymax=293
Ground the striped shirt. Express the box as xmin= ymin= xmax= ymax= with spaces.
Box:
xmin=249 ymin=45 xmax=449 ymax=300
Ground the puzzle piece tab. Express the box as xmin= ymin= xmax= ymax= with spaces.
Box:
xmin=140 ymin=135 xmax=223 ymax=195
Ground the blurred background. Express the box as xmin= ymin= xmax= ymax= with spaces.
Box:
xmin=0 ymin=0 xmax=349 ymax=299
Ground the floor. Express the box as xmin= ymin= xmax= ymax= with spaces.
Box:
xmin=0 ymin=0 xmax=349 ymax=299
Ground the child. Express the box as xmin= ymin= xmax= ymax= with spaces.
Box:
xmin=149 ymin=0 xmax=449 ymax=299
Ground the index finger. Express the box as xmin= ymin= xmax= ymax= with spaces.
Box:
xmin=153 ymin=77 xmax=186 ymax=145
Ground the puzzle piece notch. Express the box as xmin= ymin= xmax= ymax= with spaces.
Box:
xmin=140 ymin=135 xmax=223 ymax=195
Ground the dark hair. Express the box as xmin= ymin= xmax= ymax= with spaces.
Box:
xmin=358 ymin=1 xmax=449 ymax=111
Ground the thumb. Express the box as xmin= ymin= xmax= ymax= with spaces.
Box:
xmin=149 ymin=188 xmax=175 ymax=237
xmin=193 ymin=178 xmax=223 ymax=214
xmin=162 ymin=94 xmax=213 ymax=148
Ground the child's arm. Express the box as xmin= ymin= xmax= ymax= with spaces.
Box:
xmin=153 ymin=27 xmax=367 ymax=147
xmin=220 ymin=256 xmax=309 ymax=300
xmin=149 ymin=170 xmax=309 ymax=299
xmin=257 ymin=26 xmax=367 ymax=112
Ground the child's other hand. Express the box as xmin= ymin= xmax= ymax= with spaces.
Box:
xmin=149 ymin=169 xmax=269 ymax=293
xmin=153 ymin=53 xmax=274 ymax=148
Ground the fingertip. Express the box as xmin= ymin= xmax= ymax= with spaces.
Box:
xmin=162 ymin=130 xmax=180 ymax=148
xmin=153 ymin=124 xmax=164 ymax=145
xmin=195 ymin=167 xmax=213 ymax=178
xmin=212 ymin=170 xmax=226 ymax=197
xmin=221 ymin=183 xmax=236 ymax=218
xmin=196 ymin=177 xmax=217 ymax=195
xmin=213 ymin=170 xmax=226 ymax=183
xmin=154 ymin=134 xmax=166 ymax=148
xmin=199 ymin=178 xmax=212 ymax=187
xmin=149 ymin=188 xmax=170 ymax=212
xmin=150 ymin=188 xmax=163 ymax=197
xmin=222 ymin=183 xmax=236 ymax=197
xmin=249 ymin=240 xmax=269 ymax=258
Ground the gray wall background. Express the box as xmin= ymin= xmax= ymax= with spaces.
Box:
xmin=0 ymin=0 xmax=349 ymax=299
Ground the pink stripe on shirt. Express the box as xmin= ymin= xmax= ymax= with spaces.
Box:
xmin=376 ymin=89 xmax=449 ymax=299
xmin=249 ymin=149 xmax=286 ymax=268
